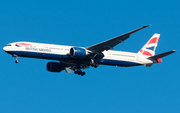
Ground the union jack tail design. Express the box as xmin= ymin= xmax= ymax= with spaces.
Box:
xmin=138 ymin=33 xmax=160 ymax=57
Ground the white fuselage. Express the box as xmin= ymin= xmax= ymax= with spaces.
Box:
xmin=3 ymin=42 xmax=154 ymax=67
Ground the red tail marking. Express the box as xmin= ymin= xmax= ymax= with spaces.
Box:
xmin=142 ymin=51 xmax=152 ymax=56
xmin=147 ymin=37 xmax=159 ymax=45
xmin=140 ymin=49 xmax=143 ymax=53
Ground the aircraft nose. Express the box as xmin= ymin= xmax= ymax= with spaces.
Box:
xmin=3 ymin=46 xmax=7 ymax=52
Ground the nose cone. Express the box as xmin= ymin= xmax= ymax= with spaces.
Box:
xmin=3 ymin=46 xmax=12 ymax=54
xmin=3 ymin=46 xmax=10 ymax=53
xmin=3 ymin=46 xmax=7 ymax=51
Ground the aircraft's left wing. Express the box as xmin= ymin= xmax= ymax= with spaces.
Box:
xmin=86 ymin=25 xmax=150 ymax=52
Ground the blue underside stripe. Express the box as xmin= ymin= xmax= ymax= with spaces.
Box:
xmin=8 ymin=51 xmax=68 ymax=60
xmin=7 ymin=51 xmax=141 ymax=67
xmin=99 ymin=59 xmax=141 ymax=67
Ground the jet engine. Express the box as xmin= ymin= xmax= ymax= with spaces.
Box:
xmin=70 ymin=47 xmax=89 ymax=58
xmin=46 ymin=62 xmax=65 ymax=72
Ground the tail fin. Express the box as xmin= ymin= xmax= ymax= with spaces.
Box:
xmin=138 ymin=33 xmax=160 ymax=57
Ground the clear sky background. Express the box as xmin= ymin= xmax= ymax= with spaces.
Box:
xmin=0 ymin=0 xmax=179 ymax=113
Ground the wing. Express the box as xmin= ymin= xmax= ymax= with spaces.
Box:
xmin=86 ymin=25 xmax=150 ymax=52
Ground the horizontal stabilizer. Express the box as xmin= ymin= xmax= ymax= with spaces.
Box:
xmin=148 ymin=50 xmax=176 ymax=60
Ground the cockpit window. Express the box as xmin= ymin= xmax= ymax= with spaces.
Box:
xmin=6 ymin=44 xmax=11 ymax=46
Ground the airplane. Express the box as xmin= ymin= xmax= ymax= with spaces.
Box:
xmin=3 ymin=25 xmax=176 ymax=76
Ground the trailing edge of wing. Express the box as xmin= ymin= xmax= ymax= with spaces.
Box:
xmin=148 ymin=50 xmax=176 ymax=60
xmin=86 ymin=25 xmax=150 ymax=52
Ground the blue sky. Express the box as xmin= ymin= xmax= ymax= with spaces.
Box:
xmin=0 ymin=0 xmax=179 ymax=113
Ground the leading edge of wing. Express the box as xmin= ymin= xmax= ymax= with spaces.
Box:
xmin=86 ymin=25 xmax=150 ymax=52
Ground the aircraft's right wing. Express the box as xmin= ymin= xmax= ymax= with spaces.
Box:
xmin=86 ymin=25 xmax=150 ymax=52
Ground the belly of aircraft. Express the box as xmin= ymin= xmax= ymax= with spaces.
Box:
xmin=9 ymin=50 xmax=141 ymax=67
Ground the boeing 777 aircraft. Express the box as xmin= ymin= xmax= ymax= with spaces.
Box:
xmin=3 ymin=25 xmax=176 ymax=76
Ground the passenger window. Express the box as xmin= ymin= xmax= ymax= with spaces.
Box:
xmin=6 ymin=44 xmax=11 ymax=46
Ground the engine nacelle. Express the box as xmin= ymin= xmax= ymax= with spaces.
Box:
xmin=46 ymin=62 xmax=65 ymax=72
xmin=70 ymin=47 xmax=88 ymax=58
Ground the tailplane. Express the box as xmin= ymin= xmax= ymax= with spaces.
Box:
xmin=148 ymin=50 xmax=176 ymax=61
xmin=138 ymin=33 xmax=160 ymax=57
xmin=143 ymin=50 xmax=174 ymax=67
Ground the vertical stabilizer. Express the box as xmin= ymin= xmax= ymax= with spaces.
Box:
xmin=138 ymin=33 xmax=160 ymax=57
